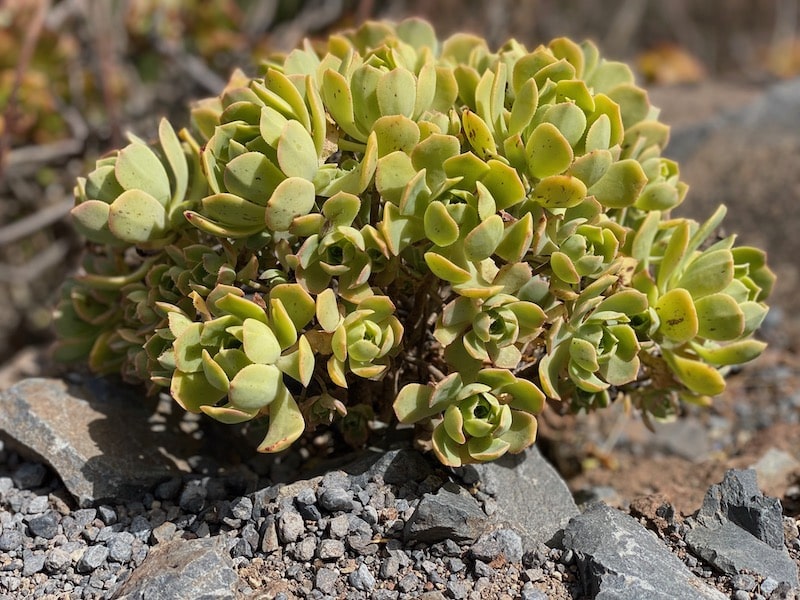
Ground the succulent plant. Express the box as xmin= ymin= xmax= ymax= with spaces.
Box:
xmin=56 ymin=18 xmax=775 ymax=466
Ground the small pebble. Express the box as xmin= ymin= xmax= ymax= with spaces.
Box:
xmin=12 ymin=463 xmax=47 ymax=489
xmin=319 ymin=488 xmax=354 ymax=512
xmin=315 ymin=566 xmax=338 ymax=594
xmin=76 ymin=545 xmax=109 ymax=573
xmin=229 ymin=496 xmax=253 ymax=521
xmin=317 ymin=539 xmax=345 ymax=560
xmin=44 ymin=548 xmax=71 ymax=574
xmin=349 ymin=563 xmax=376 ymax=591
xmin=27 ymin=511 xmax=59 ymax=539
xmin=733 ymin=574 xmax=757 ymax=592
xmin=760 ymin=577 xmax=779 ymax=596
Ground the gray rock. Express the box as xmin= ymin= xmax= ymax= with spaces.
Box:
xmin=404 ymin=483 xmax=487 ymax=544
xmin=317 ymin=539 xmax=345 ymax=560
xmin=380 ymin=556 xmax=400 ymax=579
xmin=290 ymin=536 xmax=317 ymax=562
xmin=0 ymin=529 xmax=23 ymax=551
xmin=178 ymin=481 xmax=207 ymax=513
xmin=27 ymin=511 xmax=58 ymax=539
xmin=470 ymin=528 xmax=524 ymax=563
xmin=107 ymin=532 xmax=135 ymax=563
xmin=349 ymin=563 xmax=376 ymax=591
xmin=21 ymin=551 xmax=45 ymax=576
xmin=277 ymin=509 xmax=304 ymax=544
xmin=458 ymin=445 xmax=578 ymax=546
xmin=328 ymin=513 xmax=350 ymax=539
xmin=685 ymin=521 xmax=799 ymax=587
xmin=12 ymin=462 xmax=47 ymax=488
xmin=111 ymin=536 xmax=241 ymax=599
xmin=346 ymin=448 xmax=434 ymax=487
xmin=0 ymin=379 xmax=185 ymax=507
xmin=44 ymin=548 xmax=71 ymax=574
xmin=318 ymin=487 xmax=354 ymax=512
xmin=228 ymin=496 xmax=253 ymax=521
xmin=562 ymin=503 xmax=727 ymax=600
xmin=696 ymin=469 xmax=785 ymax=550
xmin=77 ymin=544 xmax=109 ymax=573
xmin=315 ymin=567 xmax=338 ymax=594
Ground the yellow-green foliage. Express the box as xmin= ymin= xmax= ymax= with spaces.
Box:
xmin=55 ymin=19 xmax=774 ymax=467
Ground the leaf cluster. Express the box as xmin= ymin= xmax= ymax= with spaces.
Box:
xmin=55 ymin=19 xmax=774 ymax=465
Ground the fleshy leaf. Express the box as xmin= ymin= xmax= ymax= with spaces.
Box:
xmin=108 ymin=190 xmax=168 ymax=244
xmin=257 ymin=388 xmax=306 ymax=453
xmin=655 ymin=288 xmax=699 ymax=343
xmin=526 ymin=122 xmax=574 ymax=179
xmin=242 ymin=318 xmax=281 ymax=364
xmin=663 ymin=351 xmax=725 ymax=396
xmin=115 ymin=143 xmax=171 ymax=204
xmin=265 ymin=177 xmax=316 ymax=231
xmin=229 ymin=363 xmax=282 ymax=411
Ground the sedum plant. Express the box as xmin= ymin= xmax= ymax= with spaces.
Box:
xmin=55 ymin=19 xmax=774 ymax=467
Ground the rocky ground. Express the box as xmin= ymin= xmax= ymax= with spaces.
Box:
xmin=0 ymin=371 xmax=797 ymax=599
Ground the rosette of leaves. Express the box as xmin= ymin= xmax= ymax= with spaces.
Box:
xmin=628 ymin=207 xmax=773 ymax=402
xmin=72 ymin=120 xmax=206 ymax=247
xmin=159 ymin=283 xmax=315 ymax=452
xmin=538 ymin=276 xmax=647 ymax=410
xmin=393 ymin=369 xmax=545 ymax=466
xmin=433 ymin=264 xmax=547 ymax=374
xmin=317 ymin=293 xmax=404 ymax=388
xmin=119 ymin=242 xmax=270 ymax=386
xmin=287 ymin=192 xmax=374 ymax=302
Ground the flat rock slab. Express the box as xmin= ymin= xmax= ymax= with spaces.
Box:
xmin=0 ymin=378 xmax=186 ymax=507
xmin=685 ymin=521 xmax=799 ymax=587
xmin=458 ymin=446 xmax=579 ymax=546
xmin=696 ymin=469 xmax=785 ymax=550
xmin=563 ymin=503 xmax=727 ymax=600
xmin=112 ymin=536 xmax=240 ymax=599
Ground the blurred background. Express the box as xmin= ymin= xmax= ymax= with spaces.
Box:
xmin=1 ymin=0 xmax=799 ymax=371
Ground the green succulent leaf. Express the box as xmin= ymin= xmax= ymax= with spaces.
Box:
xmin=107 ymin=190 xmax=168 ymax=244
xmin=691 ymin=339 xmax=767 ymax=367
xmin=655 ymin=288 xmax=699 ymax=343
xmin=463 ymin=214 xmax=504 ymax=261
xmin=171 ymin=370 xmax=227 ymax=413
xmin=257 ymin=387 xmax=306 ymax=453
xmin=678 ymin=249 xmax=734 ymax=299
xmin=115 ymin=143 xmax=171 ymax=204
xmin=229 ymin=363 xmax=283 ymax=411
xmin=526 ymin=122 xmax=574 ymax=179
xmin=663 ymin=350 xmax=726 ymax=396
xmin=201 ymin=349 xmax=231 ymax=393
xmin=532 ymin=175 xmax=587 ymax=209
xmin=242 ymin=318 xmax=281 ymax=364
xmin=424 ymin=200 xmax=460 ymax=247
xmin=393 ymin=383 xmax=436 ymax=423
xmin=277 ymin=120 xmax=319 ymax=180
xmin=587 ymin=159 xmax=647 ymax=208
xmin=224 ymin=152 xmax=285 ymax=204
xmin=377 ymin=68 xmax=417 ymax=118
xmin=270 ymin=284 xmax=315 ymax=330
xmin=265 ymin=177 xmax=316 ymax=231
xmin=694 ymin=293 xmax=745 ymax=341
